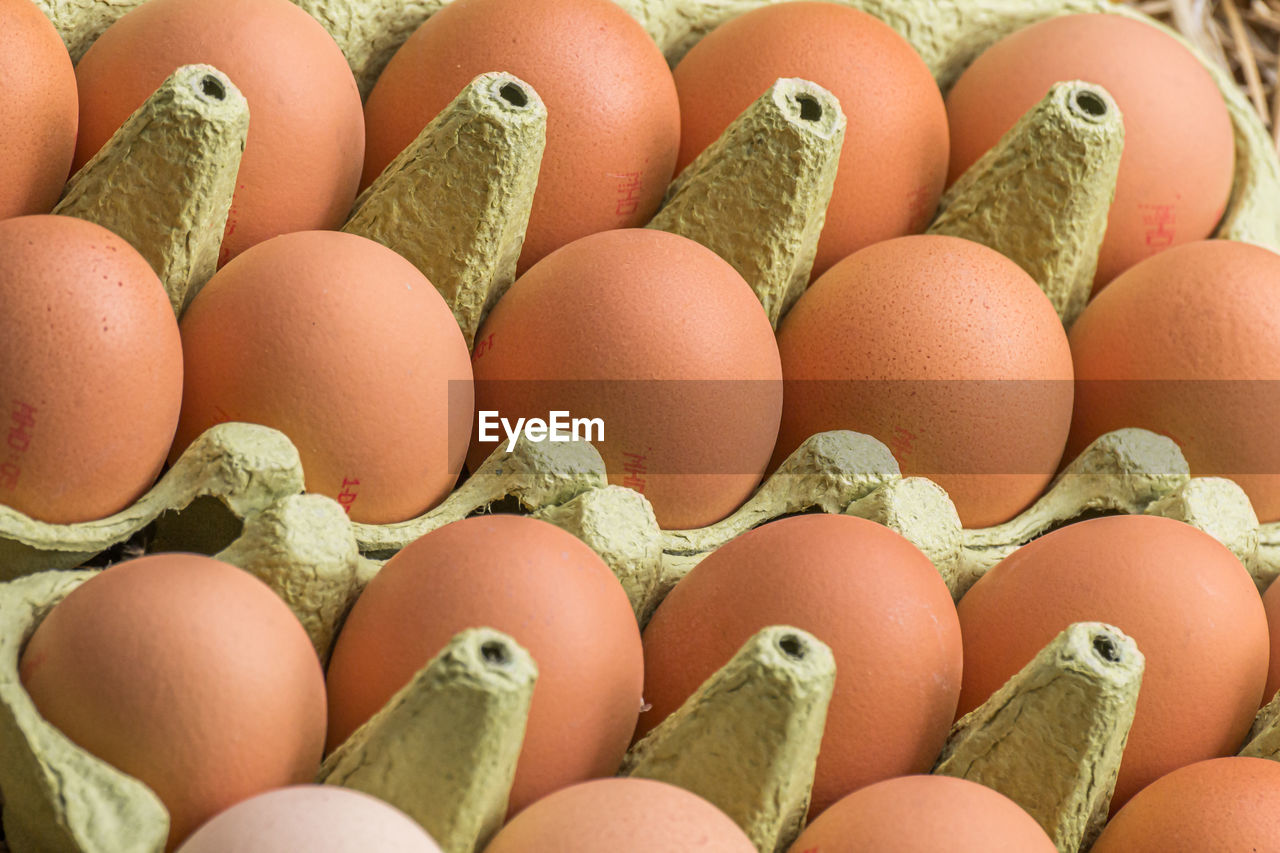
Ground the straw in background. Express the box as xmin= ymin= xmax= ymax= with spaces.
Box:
xmin=1129 ymin=0 xmax=1280 ymax=149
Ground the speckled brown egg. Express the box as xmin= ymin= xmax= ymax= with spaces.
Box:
xmin=946 ymin=13 xmax=1234 ymax=289
xmin=1091 ymin=758 xmax=1280 ymax=852
xmin=362 ymin=0 xmax=680 ymax=272
xmin=639 ymin=514 xmax=963 ymax=818
xmin=172 ymin=230 xmax=472 ymax=524
xmin=73 ymin=0 xmax=364 ymax=263
xmin=466 ymin=228 xmax=782 ymax=530
xmin=324 ymin=514 xmax=643 ymax=816
xmin=0 ymin=0 xmax=77 ymax=219
xmin=19 ymin=553 xmax=327 ymax=850
xmin=774 ymin=234 xmax=1074 ymax=528
xmin=957 ymin=515 xmax=1268 ymax=811
xmin=788 ymin=775 xmax=1058 ymax=853
xmin=1067 ymin=240 xmax=1280 ymax=522
xmin=0 ymin=215 xmax=182 ymax=523
xmin=482 ymin=778 xmax=756 ymax=853
xmin=673 ymin=1 xmax=949 ymax=279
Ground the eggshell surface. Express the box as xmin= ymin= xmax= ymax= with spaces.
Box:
xmin=73 ymin=0 xmax=364 ymax=263
xmin=787 ymin=775 xmax=1058 ymax=852
xmin=173 ymin=230 xmax=473 ymax=524
xmin=673 ymin=1 xmax=949 ymax=278
xmin=467 ymin=228 xmax=782 ymax=530
xmin=177 ymin=786 xmax=443 ymax=852
xmin=0 ymin=0 xmax=78 ymax=219
xmin=638 ymin=514 xmax=963 ymax=817
xmin=774 ymin=234 xmax=1074 ymax=528
xmin=482 ymin=778 xmax=755 ymax=853
xmin=363 ymin=0 xmax=680 ymax=271
xmin=324 ymin=515 xmax=643 ymax=815
xmin=957 ymin=515 xmax=1268 ymax=811
xmin=0 ymin=215 xmax=182 ymax=523
xmin=1067 ymin=240 xmax=1280 ymax=522
xmin=1091 ymin=757 xmax=1280 ymax=852
xmin=946 ymin=13 xmax=1234 ymax=287
xmin=1263 ymin=578 xmax=1280 ymax=703
xmin=19 ymin=554 xmax=327 ymax=849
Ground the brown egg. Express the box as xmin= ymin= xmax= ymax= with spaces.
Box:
xmin=1091 ymin=757 xmax=1280 ymax=852
xmin=673 ymin=1 xmax=949 ymax=279
xmin=363 ymin=0 xmax=679 ymax=272
xmin=482 ymin=778 xmax=755 ymax=853
xmin=177 ymin=786 xmax=443 ymax=852
xmin=0 ymin=215 xmax=182 ymax=523
xmin=0 ymin=0 xmax=77 ymax=219
xmin=467 ymin=228 xmax=782 ymax=530
xmin=957 ymin=515 xmax=1268 ymax=811
xmin=774 ymin=234 xmax=1074 ymax=528
xmin=946 ymin=13 xmax=1234 ymax=288
xmin=172 ymin=230 xmax=472 ymax=524
xmin=1067 ymin=240 xmax=1280 ymax=522
xmin=73 ymin=0 xmax=364 ymax=263
xmin=1261 ymin=579 xmax=1280 ymax=704
xmin=788 ymin=775 xmax=1057 ymax=853
xmin=19 ymin=553 xmax=327 ymax=849
xmin=324 ymin=515 xmax=643 ymax=815
xmin=639 ymin=514 xmax=962 ymax=817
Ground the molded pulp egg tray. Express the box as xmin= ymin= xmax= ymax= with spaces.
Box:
xmin=4 ymin=0 xmax=1280 ymax=851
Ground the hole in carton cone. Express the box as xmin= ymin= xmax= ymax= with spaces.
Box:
xmin=481 ymin=640 xmax=511 ymax=665
xmin=499 ymin=82 xmax=529 ymax=108
xmin=1092 ymin=632 xmax=1121 ymax=663
xmin=778 ymin=634 xmax=806 ymax=660
xmin=795 ymin=94 xmax=823 ymax=122
xmin=1073 ymin=90 xmax=1108 ymax=118
xmin=200 ymin=75 xmax=226 ymax=101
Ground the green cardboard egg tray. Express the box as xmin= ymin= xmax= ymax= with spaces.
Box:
xmin=5 ymin=1 xmax=1280 ymax=851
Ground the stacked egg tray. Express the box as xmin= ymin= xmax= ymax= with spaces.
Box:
xmin=6 ymin=0 xmax=1280 ymax=851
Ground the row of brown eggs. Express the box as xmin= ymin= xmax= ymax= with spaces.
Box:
xmin=4 ymin=0 xmax=1275 ymax=538
xmin=4 ymin=0 xmax=1237 ymax=282
xmin=7 ymin=218 xmax=1280 ymax=538
xmin=15 ymin=501 xmax=1280 ymax=849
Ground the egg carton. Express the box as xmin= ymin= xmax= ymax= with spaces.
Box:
xmin=8 ymin=0 xmax=1280 ymax=850
xmin=8 ymin=421 xmax=1276 ymax=853
xmin=1 ymin=506 xmax=1277 ymax=853
xmin=0 ymin=558 xmax=1177 ymax=853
